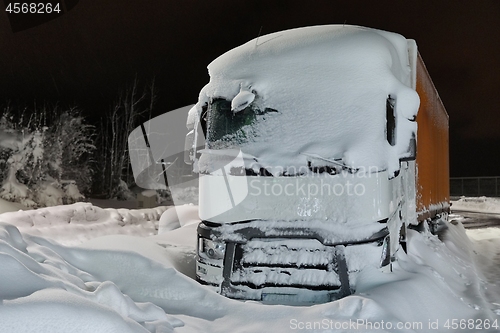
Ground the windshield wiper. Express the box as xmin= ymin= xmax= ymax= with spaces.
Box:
xmin=300 ymin=152 xmax=358 ymax=174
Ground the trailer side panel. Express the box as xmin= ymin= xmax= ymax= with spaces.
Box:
xmin=415 ymin=54 xmax=450 ymax=221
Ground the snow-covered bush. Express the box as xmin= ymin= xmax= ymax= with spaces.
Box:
xmin=0 ymin=154 xmax=34 ymax=207
xmin=0 ymin=107 xmax=96 ymax=207
xmin=112 ymin=179 xmax=135 ymax=201
xmin=47 ymin=109 xmax=96 ymax=194
xmin=36 ymin=180 xmax=65 ymax=207
xmin=64 ymin=182 xmax=85 ymax=204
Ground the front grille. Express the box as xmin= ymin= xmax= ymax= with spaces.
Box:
xmin=241 ymin=239 xmax=334 ymax=267
xmin=201 ymin=221 xmax=389 ymax=302
xmin=229 ymin=239 xmax=344 ymax=291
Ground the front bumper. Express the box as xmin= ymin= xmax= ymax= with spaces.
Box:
xmin=196 ymin=220 xmax=389 ymax=303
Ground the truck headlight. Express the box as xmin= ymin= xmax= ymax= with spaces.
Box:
xmin=200 ymin=238 xmax=226 ymax=260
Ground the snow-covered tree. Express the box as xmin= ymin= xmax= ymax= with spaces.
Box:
xmin=0 ymin=106 xmax=96 ymax=207
xmin=47 ymin=109 xmax=96 ymax=194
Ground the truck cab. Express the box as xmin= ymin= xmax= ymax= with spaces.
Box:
xmin=187 ymin=25 xmax=424 ymax=303
xmin=129 ymin=24 xmax=449 ymax=304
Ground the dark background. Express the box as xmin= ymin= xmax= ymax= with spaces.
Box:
xmin=1 ymin=0 xmax=498 ymax=177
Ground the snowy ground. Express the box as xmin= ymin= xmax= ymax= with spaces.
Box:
xmin=452 ymin=197 xmax=500 ymax=314
xmin=0 ymin=197 xmax=499 ymax=332
xmin=452 ymin=196 xmax=500 ymax=215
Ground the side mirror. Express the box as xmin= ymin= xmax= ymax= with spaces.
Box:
xmin=184 ymin=129 xmax=195 ymax=165
xmin=183 ymin=105 xmax=206 ymax=165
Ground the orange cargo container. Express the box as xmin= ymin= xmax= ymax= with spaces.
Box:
xmin=415 ymin=53 xmax=450 ymax=221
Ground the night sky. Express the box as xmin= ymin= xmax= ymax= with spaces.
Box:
xmin=1 ymin=0 xmax=498 ymax=177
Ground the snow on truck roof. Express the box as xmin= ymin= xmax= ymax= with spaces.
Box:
xmin=195 ymin=25 xmax=420 ymax=175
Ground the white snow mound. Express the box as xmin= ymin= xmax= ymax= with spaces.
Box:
xmin=0 ymin=202 xmax=499 ymax=332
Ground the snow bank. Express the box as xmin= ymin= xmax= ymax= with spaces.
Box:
xmin=452 ymin=196 xmax=500 ymax=214
xmin=0 ymin=223 xmax=182 ymax=333
xmin=0 ymin=289 xmax=171 ymax=333
xmin=0 ymin=202 xmax=168 ymax=246
xmin=0 ymin=203 xmax=498 ymax=332
xmin=158 ymin=204 xmax=200 ymax=233
xmin=466 ymin=227 xmax=500 ymax=313
xmin=0 ymin=197 xmax=28 ymax=214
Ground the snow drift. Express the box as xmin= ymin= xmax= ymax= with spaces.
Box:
xmin=0 ymin=201 xmax=498 ymax=332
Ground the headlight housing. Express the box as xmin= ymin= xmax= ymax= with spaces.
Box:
xmin=199 ymin=238 xmax=226 ymax=260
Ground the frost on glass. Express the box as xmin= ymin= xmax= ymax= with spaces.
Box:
xmin=207 ymin=99 xmax=256 ymax=143
xmin=206 ymin=98 xmax=278 ymax=153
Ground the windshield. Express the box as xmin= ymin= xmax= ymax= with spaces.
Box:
xmin=206 ymin=98 xmax=256 ymax=145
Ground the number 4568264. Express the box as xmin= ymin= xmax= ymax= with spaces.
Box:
xmin=444 ymin=319 xmax=499 ymax=330
xmin=5 ymin=3 xmax=61 ymax=14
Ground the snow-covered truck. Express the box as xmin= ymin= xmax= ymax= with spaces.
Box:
xmin=131 ymin=25 xmax=449 ymax=304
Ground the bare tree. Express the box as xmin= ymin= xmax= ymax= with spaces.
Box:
xmin=96 ymin=77 xmax=156 ymax=198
